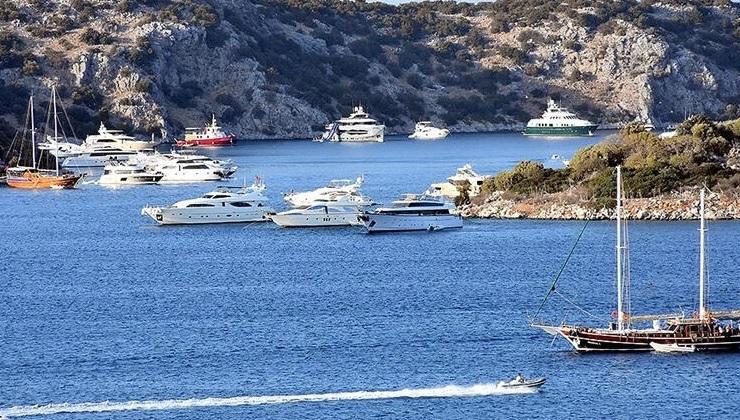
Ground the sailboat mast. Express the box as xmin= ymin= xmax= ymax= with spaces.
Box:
xmin=616 ymin=166 xmax=624 ymax=331
xmin=52 ymin=86 xmax=59 ymax=176
xmin=30 ymin=95 xmax=36 ymax=169
xmin=699 ymin=188 xmax=707 ymax=320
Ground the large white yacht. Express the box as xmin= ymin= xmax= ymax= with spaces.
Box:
xmin=283 ymin=176 xmax=372 ymax=208
xmin=57 ymin=148 xmax=139 ymax=168
xmin=524 ymin=99 xmax=598 ymax=136
xmin=84 ymin=123 xmax=159 ymax=151
xmin=427 ymin=164 xmax=488 ymax=199
xmin=408 ymin=121 xmax=449 ymax=140
xmin=320 ymin=106 xmax=385 ymax=142
xmin=359 ymin=194 xmax=462 ymax=233
xmin=141 ymin=183 xmax=273 ymax=225
xmin=99 ymin=162 xmax=163 ymax=185
xmin=134 ymin=151 xmax=237 ymax=183
xmin=270 ymin=205 xmax=363 ymax=228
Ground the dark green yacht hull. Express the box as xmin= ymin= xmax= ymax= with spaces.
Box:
xmin=524 ymin=125 xmax=598 ymax=136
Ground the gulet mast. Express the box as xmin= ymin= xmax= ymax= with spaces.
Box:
xmin=52 ymin=85 xmax=60 ymax=176
xmin=30 ymin=94 xmax=36 ymax=169
xmin=699 ymin=188 xmax=707 ymax=320
xmin=616 ymin=167 xmax=623 ymax=330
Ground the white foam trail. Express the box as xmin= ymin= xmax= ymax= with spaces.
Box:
xmin=0 ymin=383 xmax=535 ymax=418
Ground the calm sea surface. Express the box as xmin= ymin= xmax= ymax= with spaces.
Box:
xmin=2 ymin=132 xmax=739 ymax=419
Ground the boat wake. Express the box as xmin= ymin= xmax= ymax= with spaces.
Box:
xmin=0 ymin=383 xmax=536 ymax=418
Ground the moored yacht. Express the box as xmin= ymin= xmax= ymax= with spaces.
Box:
xmin=283 ymin=176 xmax=370 ymax=208
xmin=524 ymin=99 xmax=598 ymax=136
xmin=427 ymin=164 xmax=487 ymax=199
xmin=99 ymin=162 xmax=163 ymax=185
xmin=6 ymin=90 xmax=82 ymax=189
xmin=83 ymin=123 xmax=159 ymax=151
xmin=320 ymin=106 xmax=385 ymax=142
xmin=408 ymin=121 xmax=449 ymax=140
xmin=359 ymin=194 xmax=462 ymax=233
xmin=141 ymin=182 xmax=273 ymax=225
xmin=270 ymin=205 xmax=363 ymax=228
xmin=133 ymin=151 xmax=237 ymax=183
xmin=55 ymin=148 xmax=139 ymax=168
xmin=532 ymin=168 xmax=740 ymax=352
xmin=176 ymin=115 xmax=235 ymax=147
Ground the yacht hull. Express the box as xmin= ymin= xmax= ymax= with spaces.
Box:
xmin=62 ymin=154 xmax=135 ymax=168
xmin=539 ymin=325 xmax=740 ymax=353
xmin=85 ymin=141 xmax=156 ymax=152
xmin=6 ymin=170 xmax=82 ymax=189
xmin=333 ymin=132 xmax=384 ymax=142
xmin=157 ymin=170 xmax=229 ymax=183
xmin=175 ymin=135 xmax=234 ymax=147
xmin=523 ymin=125 xmax=598 ymax=137
xmin=100 ymin=174 xmax=163 ymax=185
xmin=142 ymin=207 xmax=272 ymax=225
xmin=270 ymin=213 xmax=361 ymax=228
xmin=360 ymin=214 xmax=463 ymax=233
xmin=409 ymin=129 xmax=449 ymax=140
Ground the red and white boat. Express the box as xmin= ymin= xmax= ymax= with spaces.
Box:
xmin=176 ymin=115 xmax=234 ymax=147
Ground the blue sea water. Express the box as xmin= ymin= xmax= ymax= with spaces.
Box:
xmin=1 ymin=133 xmax=739 ymax=419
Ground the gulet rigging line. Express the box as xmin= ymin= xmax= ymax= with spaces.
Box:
xmin=530 ymin=219 xmax=590 ymax=323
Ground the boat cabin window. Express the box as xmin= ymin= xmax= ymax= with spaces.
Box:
xmin=183 ymin=164 xmax=210 ymax=170
xmin=229 ymin=202 xmax=252 ymax=207
xmin=186 ymin=203 xmax=215 ymax=207
xmin=408 ymin=202 xmax=438 ymax=208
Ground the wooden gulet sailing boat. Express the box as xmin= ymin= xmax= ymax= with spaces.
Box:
xmin=532 ymin=167 xmax=740 ymax=352
xmin=6 ymin=88 xmax=82 ymax=189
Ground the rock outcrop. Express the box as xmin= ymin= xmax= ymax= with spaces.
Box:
xmin=460 ymin=189 xmax=740 ymax=220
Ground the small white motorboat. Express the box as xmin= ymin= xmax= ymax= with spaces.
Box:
xmin=498 ymin=375 xmax=546 ymax=390
xmin=650 ymin=342 xmax=696 ymax=353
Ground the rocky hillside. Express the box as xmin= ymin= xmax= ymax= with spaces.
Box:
xmin=0 ymin=0 xmax=738 ymax=148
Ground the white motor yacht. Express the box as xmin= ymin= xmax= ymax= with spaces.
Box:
xmin=58 ymin=147 xmax=139 ymax=168
xmin=319 ymin=106 xmax=385 ymax=142
xmin=359 ymin=194 xmax=462 ymax=233
xmin=408 ymin=121 xmax=449 ymax=140
xmin=270 ymin=205 xmax=363 ymax=228
xmin=284 ymin=176 xmax=367 ymax=207
xmin=524 ymin=99 xmax=598 ymax=136
xmin=99 ymin=162 xmax=163 ymax=185
xmin=427 ymin=164 xmax=487 ymax=199
xmin=134 ymin=151 xmax=237 ymax=183
xmin=84 ymin=123 xmax=159 ymax=151
xmin=141 ymin=183 xmax=273 ymax=225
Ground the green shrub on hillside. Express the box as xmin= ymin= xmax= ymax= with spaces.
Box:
xmin=481 ymin=114 xmax=740 ymax=205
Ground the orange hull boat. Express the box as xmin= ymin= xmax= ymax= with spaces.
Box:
xmin=6 ymin=169 xmax=82 ymax=189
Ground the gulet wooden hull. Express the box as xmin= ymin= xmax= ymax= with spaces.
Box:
xmin=6 ymin=171 xmax=82 ymax=189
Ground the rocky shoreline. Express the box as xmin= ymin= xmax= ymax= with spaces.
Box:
xmin=459 ymin=189 xmax=740 ymax=220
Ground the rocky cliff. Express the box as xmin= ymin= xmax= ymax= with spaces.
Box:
xmin=459 ymin=188 xmax=740 ymax=220
xmin=0 ymin=0 xmax=738 ymax=147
